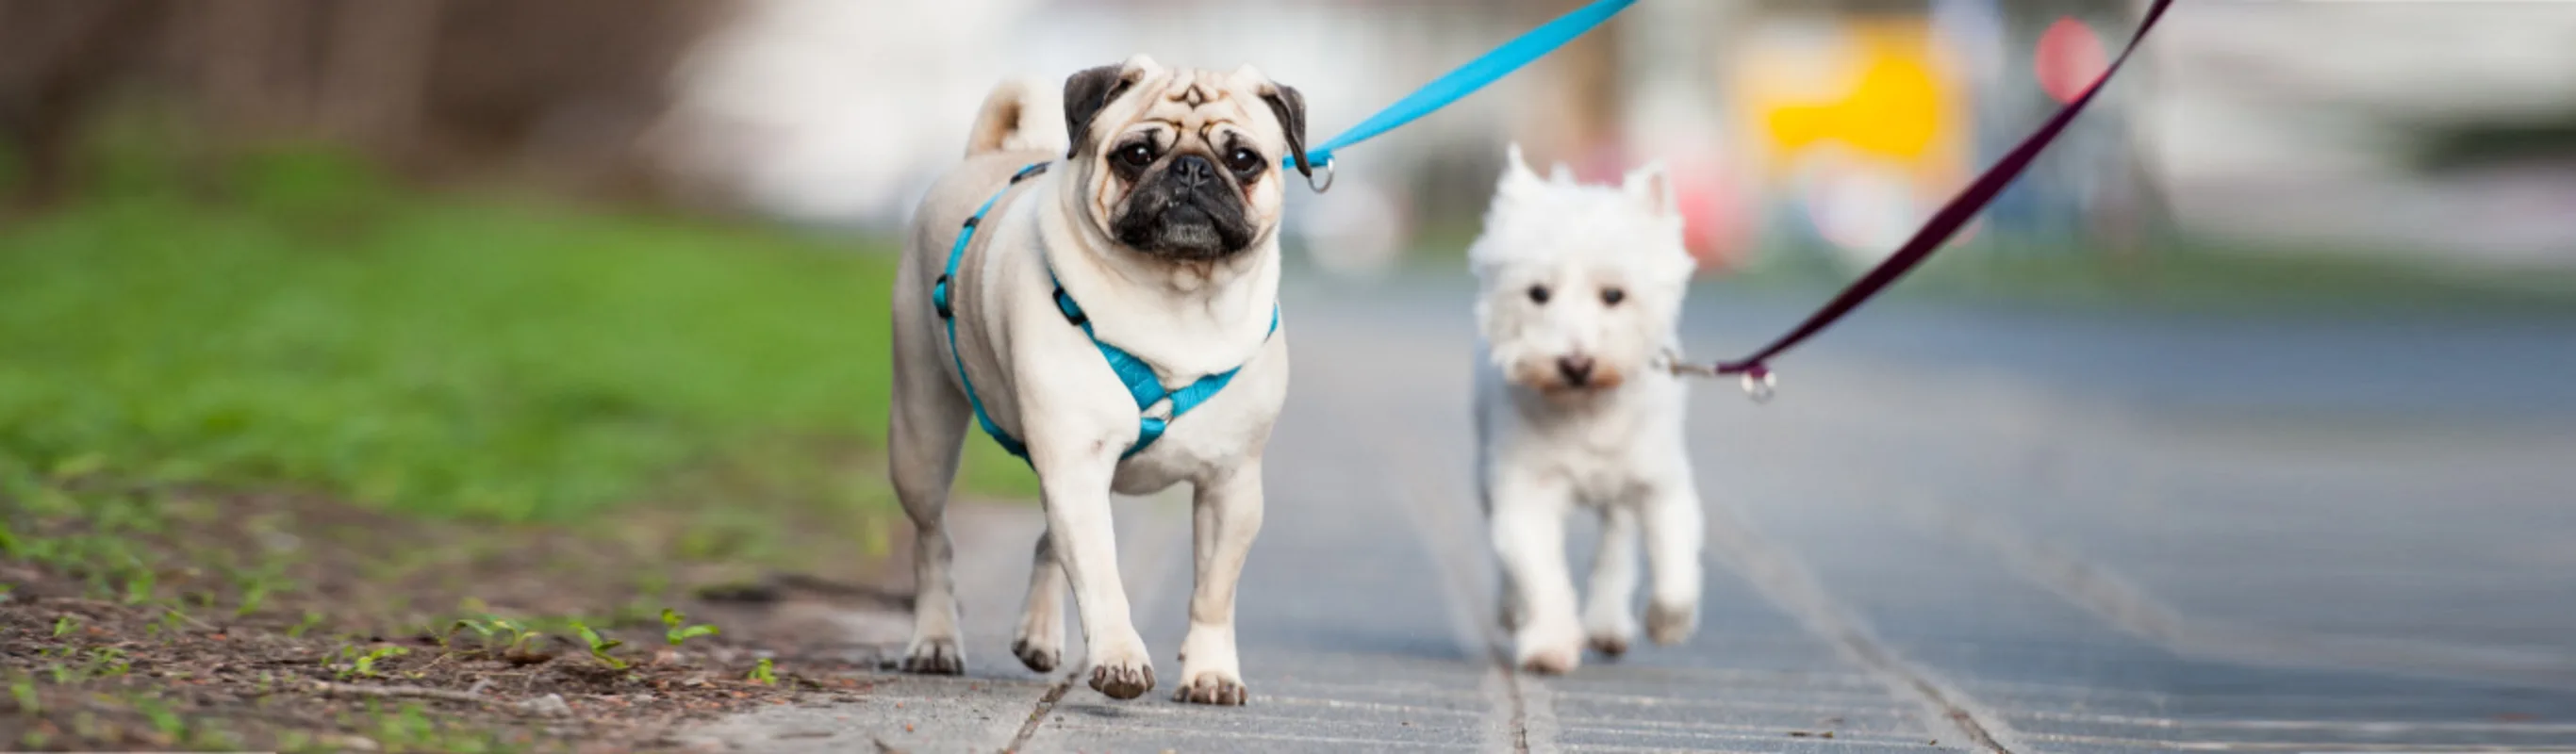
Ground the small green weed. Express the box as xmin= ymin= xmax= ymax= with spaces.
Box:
xmin=84 ymin=647 xmax=130 ymax=678
xmin=51 ymin=615 xmax=76 ymax=638
xmin=120 ymin=568 xmax=156 ymax=605
xmin=449 ymin=615 xmax=543 ymax=656
xmin=133 ymin=695 xmax=185 ymax=742
xmin=229 ymin=564 xmax=291 ymax=616
xmin=8 ymin=677 xmax=37 ymax=714
xmin=570 ymin=622 xmax=626 ymax=670
xmin=334 ymin=645 xmax=409 ymax=680
xmin=287 ymin=610 xmax=323 ymax=638
xmin=356 ymin=700 xmax=511 ymax=753
xmin=660 ymin=608 xmax=718 ymax=647
xmin=747 ymin=657 xmax=776 ymax=685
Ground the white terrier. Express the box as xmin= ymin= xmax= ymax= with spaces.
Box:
xmin=1471 ymin=144 xmax=1703 ymax=675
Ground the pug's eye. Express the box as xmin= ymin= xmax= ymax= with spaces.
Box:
xmin=1600 ymin=287 xmax=1626 ymax=306
xmin=1225 ymin=147 xmax=1264 ymax=176
xmin=1527 ymin=285 xmax=1551 ymax=305
xmin=1115 ymin=142 xmax=1155 ymax=168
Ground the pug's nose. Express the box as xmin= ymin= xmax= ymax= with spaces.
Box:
xmin=1556 ymin=355 xmax=1595 ymax=386
xmin=1171 ymin=155 xmax=1215 ymax=187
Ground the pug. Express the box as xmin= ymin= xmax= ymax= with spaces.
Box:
xmin=885 ymin=55 xmax=1311 ymax=705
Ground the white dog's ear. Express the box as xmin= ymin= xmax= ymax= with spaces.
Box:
xmin=1499 ymin=142 xmax=1543 ymax=196
xmin=1624 ymin=161 xmax=1676 ymax=218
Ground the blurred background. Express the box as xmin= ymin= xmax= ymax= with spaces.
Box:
xmin=11 ymin=0 xmax=2576 ymax=274
xmin=6 ymin=0 xmax=2576 ymax=749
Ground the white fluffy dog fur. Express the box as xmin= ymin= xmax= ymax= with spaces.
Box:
xmin=1471 ymin=145 xmax=1704 ymax=675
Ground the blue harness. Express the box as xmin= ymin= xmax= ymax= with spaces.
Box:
xmin=932 ymin=162 xmax=1279 ymax=462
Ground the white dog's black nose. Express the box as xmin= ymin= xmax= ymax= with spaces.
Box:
xmin=1171 ymin=155 xmax=1216 ymax=187
xmin=1556 ymin=355 xmax=1595 ymax=386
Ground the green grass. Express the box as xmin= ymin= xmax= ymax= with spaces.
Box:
xmin=0 ymin=147 xmax=1032 ymax=523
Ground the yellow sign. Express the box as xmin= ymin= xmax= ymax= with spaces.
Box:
xmin=1734 ymin=17 xmax=1965 ymax=180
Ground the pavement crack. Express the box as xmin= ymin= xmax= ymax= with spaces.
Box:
xmin=1490 ymin=651 xmax=1532 ymax=754
xmin=1702 ymin=502 xmax=2022 ymax=754
xmin=1001 ymin=679 xmax=1071 ymax=753
xmin=1379 ymin=404 xmax=1556 ymax=754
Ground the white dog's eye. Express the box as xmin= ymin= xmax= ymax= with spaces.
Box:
xmin=1116 ymin=143 xmax=1155 ymax=168
xmin=1600 ymin=287 xmax=1626 ymax=306
xmin=1527 ymin=285 xmax=1551 ymax=305
xmin=1225 ymin=147 xmax=1263 ymax=175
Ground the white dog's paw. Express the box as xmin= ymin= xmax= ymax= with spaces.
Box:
xmin=1584 ymin=598 xmax=1640 ymax=659
xmin=1011 ymin=635 xmax=1060 ymax=674
xmin=1645 ymin=599 xmax=1699 ymax=647
xmin=1174 ymin=670 xmax=1249 ymax=706
xmin=1585 ymin=619 xmax=1639 ymax=659
xmin=1085 ymin=641 xmax=1157 ymax=700
xmin=901 ymin=636 xmax=964 ymax=675
xmin=1516 ymin=640 xmax=1582 ymax=675
xmin=1513 ymin=621 xmax=1585 ymax=675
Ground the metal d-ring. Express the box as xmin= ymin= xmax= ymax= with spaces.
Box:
xmin=1741 ymin=369 xmax=1776 ymax=404
xmin=1305 ymin=158 xmax=1336 ymax=193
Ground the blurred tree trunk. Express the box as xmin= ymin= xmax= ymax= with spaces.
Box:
xmin=193 ymin=0 xmax=314 ymax=137
xmin=0 ymin=0 xmax=164 ymax=207
xmin=1560 ymin=0 xmax=1623 ymax=159
xmin=317 ymin=0 xmax=442 ymax=154
xmin=4 ymin=0 xmax=726 ymax=210
xmin=1515 ymin=0 xmax=1624 ymax=169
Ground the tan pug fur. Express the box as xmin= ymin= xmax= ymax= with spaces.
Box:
xmin=887 ymin=55 xmax=1310 ymax=705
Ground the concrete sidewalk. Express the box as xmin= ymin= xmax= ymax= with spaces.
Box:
xmin=683 ymin=281 xmax=2576 ymax=753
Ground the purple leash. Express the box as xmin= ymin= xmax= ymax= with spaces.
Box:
xmin=1676 ymin=0 xmax=2173 ymax=402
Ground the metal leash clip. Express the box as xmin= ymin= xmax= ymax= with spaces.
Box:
xmin=1306 ymin=157 xmax=1335 ymax=193
xmin=1740 ymin=369 xmax=1775 ymax=404
xmin=1663 ymin=353 xmax=1775 ymax=404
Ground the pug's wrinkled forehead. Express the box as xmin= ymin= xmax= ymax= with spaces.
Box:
xmin=1063 ymin=55 xmax=1311 ymax=186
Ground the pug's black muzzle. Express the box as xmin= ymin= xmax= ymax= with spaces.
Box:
xmin=1113 ymin=155 xmax=1260 ymax=260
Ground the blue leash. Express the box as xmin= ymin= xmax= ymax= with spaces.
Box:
xmin=1289 ymin=0 xmax=1636 ymax=182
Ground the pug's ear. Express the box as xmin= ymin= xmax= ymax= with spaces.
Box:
xmin=1258 ymin=81 xmax=1312 ymax=179
xmin=1064 ymin=61 xmax=1143 ymax=158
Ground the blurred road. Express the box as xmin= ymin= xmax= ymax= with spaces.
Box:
xmin=692 ymin=273 xmax=2576 ymax=753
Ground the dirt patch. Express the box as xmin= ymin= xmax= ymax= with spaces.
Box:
xmin=0 ymin=478 xmax=939 ymax=752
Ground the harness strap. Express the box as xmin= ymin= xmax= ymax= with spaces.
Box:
xmin=1051 ymin=283 xmax=1280 ymax=457
xmin=936 ymin=161 xmax=1280 ymax=464
xmin=935 ymin=163 xmax=1051 ymax=459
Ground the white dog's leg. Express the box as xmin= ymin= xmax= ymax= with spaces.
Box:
xmin=1175 ymin=461 xmax=1264 ymax=705
xmin=1495 ymin=561 xmax=1527 ymax=632
xmin=1012 ymin=529 xmax=1067 ymax=673
xmin=1582 ymin=505 xmax=1643 ymax=657
xmin=889 ymin=327 xmax=973 ymax=676
xmin=1490 ymin=476 xmax=1583 ymax=674
xmin=1034 ymin=454 xmax=1156 ymax=699
xmin=1641 ymin=472 xmax=1705 ymax=646
xmin=1478 ymin=470 xmax=1527 ymax=632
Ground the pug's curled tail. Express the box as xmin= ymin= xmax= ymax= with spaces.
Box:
xmin=966 ymin=78 xmax=1068 ymax=157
